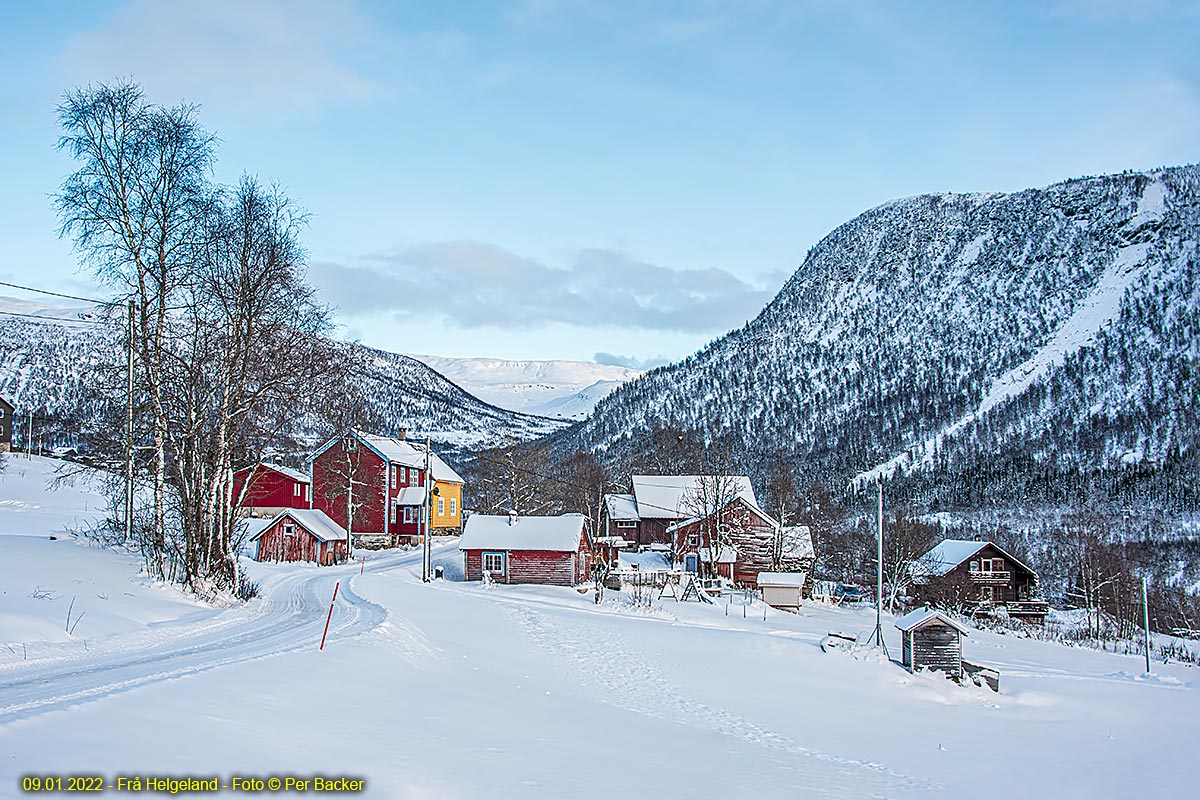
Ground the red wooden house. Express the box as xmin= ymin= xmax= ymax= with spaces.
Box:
xmin=231 ymin=462 xmax=311 ymax=517
xmin=251 ymin=508 xmax=348 ymax=565
xmin=459 ymin=513 xmax=591 ymax=586
xmin=309 ymin=429 xmax=465 ymax=549
xmin=669 ymin=495 xmax=813 ymax=587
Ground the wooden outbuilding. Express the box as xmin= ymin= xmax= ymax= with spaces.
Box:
xmin=0 ymin=396 xmax=13 ymax=452
xmin=251 ymin=508 xmax=348 ymax=565
xmin=757 ymin=572 xmax=807 ymax=610
xmin=895 ymin=607 xmax=970 ymax=681
xmin=459 ymin=513 xmax=591 ymax=586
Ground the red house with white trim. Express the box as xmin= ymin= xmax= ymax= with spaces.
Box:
xmin=459 ymin=513 xmax=591 ymax=586
xmin=250 ymin=508 xmax=348 ymax=565
xmin=231 ymin=462 xmax=311 ymax=517
xmin=309 ymin=429 xmax=465 ymax=549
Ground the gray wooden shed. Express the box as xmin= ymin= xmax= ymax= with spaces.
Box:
xmin=895 ymin=607 xmax=970 ymax=680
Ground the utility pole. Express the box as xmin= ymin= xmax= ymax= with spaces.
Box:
xmin=872 ymin=477 xmax=888 ymax=655
xmin=26 ymin=412 xmax=33 ymax=460
xmin=125 ymin=299 xmax=135 ymax=546
xmin=1142 ymin=577 xmax=1152 ymax=675
xmin=422 ymin=435 xmax=432 ymax=583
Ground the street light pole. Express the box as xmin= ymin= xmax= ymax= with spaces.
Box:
xmin=422 ymin=435 xmax=432 ymax=583
xmin=1142 ymin=577 xmax=1152 ymax=675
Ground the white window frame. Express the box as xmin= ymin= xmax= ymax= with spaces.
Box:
xmin=616 ymin=520 xmax=636 ymax=528
xmin=293 ymin=483 xmax=302 ymax=497
xmin=449 ymin=497 xmax=457 ymax=516
xmin=438 ymin=497 xmax=445 ymax=516
xmin=410 ymin=467 xmax=420 ymax=484
xmin=283 ymin=523 xmax=295 ymax=537
xmin=390 ymin=502 xmax=397 ymax=524
xmin=344 ymin=436 xmax=357 ymax=451
xmin=404 ymin=506 xmax=414 ymax=524
xmin=482 ymin=551 xmax=505 ymax=575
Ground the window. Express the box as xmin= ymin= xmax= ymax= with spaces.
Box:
xmin=404 ymin=506 xmax=414 ymax=524
xmin=390 ymin=503 xmax=397 ymax=524
xmin=616 ymin=520 xmax=636 ymax=528
xmin=449 ymin=498 xmax=457 ymax=516
xmin=410 ymin=467 xmax=420 ymax=484
xmin=344 ymin=436 xmax=357 ymax=451
xmin=970 ymin=560 xmax=980 ymax=571
xmin=438 ymin=497 xmax=445 ymax=516
xmin=293 ymin=483 xmax=301 ymax=497
xmin=283 ymin=524 xmax=295 ymax=537
xmin=482 ymin=551 xmax=505 ymax=574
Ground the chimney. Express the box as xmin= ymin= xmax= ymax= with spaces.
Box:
xmin=397 ymin=427 xmax=407 ymax=441
xmin=508 ymin=510 xmax=519 ymax=526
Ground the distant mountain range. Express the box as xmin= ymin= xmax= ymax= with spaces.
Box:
xmin=553 ymin=165 xmax=1200 ymax=518
xmin=0 ymin=298 xmax=567 ymax=457
xmin=409 ymin=355 xmax=642 ymax=420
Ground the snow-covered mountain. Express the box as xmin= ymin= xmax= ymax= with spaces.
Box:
xmin=0 ymin=297 xmax=568 ymax=456
xmin=555 ymin=165 xmax=1200 ymax=514
xmin=408 ymin=355 xmax=642 ymax=419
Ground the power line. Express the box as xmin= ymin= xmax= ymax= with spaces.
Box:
xmin=0 ymin=309 xmax=109 ymax=324
xmin=0 ymin=279 xmax=116 ymax=306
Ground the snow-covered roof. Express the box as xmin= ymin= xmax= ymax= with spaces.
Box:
xmin=782 ymin=526 xmax=815 ymax=559
xmin=459 ymin=513 xmax=587 ymax=552
xmin=355 ymin=431 xmax=466 ymax=484
xmin=631 ymin=475 xmax=757 ymax=519
xmin=309 ymin=430 xmax=466 ymax=483
xmin=605 ymin=493 xmax=640 ymax=521
xmin=617 ymin=551 xmax=672 ymax=572
xmin=665 ymin=495 xmax=779 ymax=534
xmin=251 ymin=509 xmax=348 ymax=543
xmin=894 ymin=607 xmax=970 ymax=635
xmin=262 ymin=462 xmax=309 ymax=484
xmin=914 ymin=539 xmax=1037 ymax=578
xmin=395 ymin=486 xmax=427 ymax=506
xmin=757 ymin=572 xmax=807 ymax=588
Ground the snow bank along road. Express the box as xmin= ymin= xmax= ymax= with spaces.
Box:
xmin=0 ymin=549 xmax=418 ymax=725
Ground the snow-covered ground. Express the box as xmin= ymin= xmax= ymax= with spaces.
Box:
xmin=1 ymin=461 xmax=1196 ymax=798
xmin=410 ymin=354 xmax=642 ymax=419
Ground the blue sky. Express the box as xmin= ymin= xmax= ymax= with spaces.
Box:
xmin=2 ymin=1 xmax=1198 ymax=367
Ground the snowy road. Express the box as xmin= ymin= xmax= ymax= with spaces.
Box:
xmin=0 ymin=549 xmax=418 ymax=725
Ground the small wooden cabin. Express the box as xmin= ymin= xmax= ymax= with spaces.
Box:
xmin=757 ymin=572 xmax=807 ymax=610
xmin=251 ymin=508 xmax=348 ymax=565
xmin=895 ymin=607 xmax=970 ymax=681
xmin=0 ymin=396 xmax=13 ymax=452
xmin=459 ymin=513 xmax=591 ymax=586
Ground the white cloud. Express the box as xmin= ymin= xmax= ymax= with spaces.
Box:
xmin=59 ymin=0 xmax=381 ymax=115
xmin=310 ymin=241 xmax=780 ymax=334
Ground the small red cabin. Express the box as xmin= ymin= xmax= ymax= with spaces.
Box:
xmin=232 ymin=462 xmax=311 ymax=517
xmin=460 ymin=513 xmax=591 ymax=586
xmin=251 ymin=509 xmax=348 ymax=565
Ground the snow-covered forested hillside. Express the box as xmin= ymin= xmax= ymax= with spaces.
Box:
xmin=557 ymin=166 xmax=1200 ymax=517
xmin=409 ymin=354 xmax=642 ymax=419
xmin=0 ymin=298 xmax=567 ymax=457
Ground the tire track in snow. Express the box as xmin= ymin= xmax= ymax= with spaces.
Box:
xmin=505 ymin=602 xmax=937 ymax=798
xmin=0 ymin=551 xmax=417 ymax=725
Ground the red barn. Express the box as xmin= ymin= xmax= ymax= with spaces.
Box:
xmin=309 ymin=429 xmax=465 ymax=549
xmin=250 ymin=508 xmax=348 ymax=565
xmin=459 ymin=513 xmax=591 ymax=586
xmin=231 ymin=462 xmax=311 ymax=517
